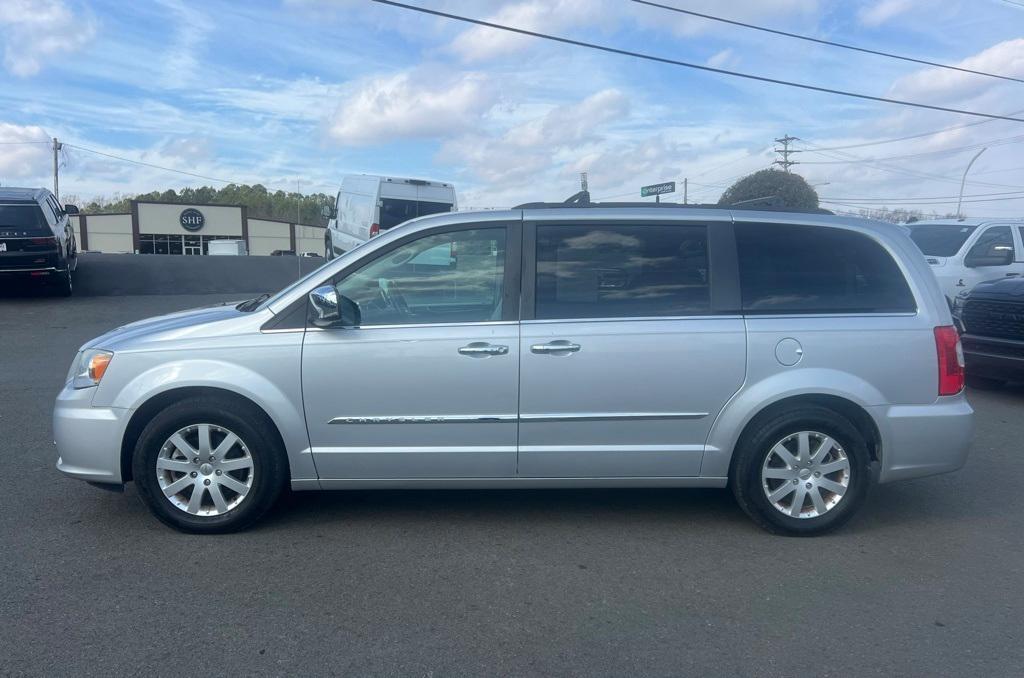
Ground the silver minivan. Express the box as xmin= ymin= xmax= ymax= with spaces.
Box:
xmin=54 ymin=204 xmax=974 ymax=535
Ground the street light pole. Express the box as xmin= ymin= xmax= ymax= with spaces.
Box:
xmin=957 ymin=147 xmax=987 ymax=220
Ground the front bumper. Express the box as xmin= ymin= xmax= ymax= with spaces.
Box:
xmin=869 ymin=394 xmax=974 ymax=483
xmin=53 ymin=383 xmax=129 ymax=484
xmin=961 ymin=334 xmax=1024 ymax=382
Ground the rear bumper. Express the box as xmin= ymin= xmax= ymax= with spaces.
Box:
xmin=53 ymin=383 xmax=129 ymax=484
xmin=962 ymin=334 xmax=1024 ymax=381
xmin=869 ymin=394 xmax=974 ymax=483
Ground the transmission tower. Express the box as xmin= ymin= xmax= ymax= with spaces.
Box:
xmin=773 ymin=135 xmax=800 ymax=172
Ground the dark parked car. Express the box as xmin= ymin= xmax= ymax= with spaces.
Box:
xmin=953 ymin=276 xmax=1024 ymax=388
xmin=0 ymin=187 xmax=79 ymax=295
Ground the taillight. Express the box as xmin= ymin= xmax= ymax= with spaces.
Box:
xmin=934 ymin=325 xmax=965 ymax=396
xmin=369 ymin=223 xmax=380 ymax=238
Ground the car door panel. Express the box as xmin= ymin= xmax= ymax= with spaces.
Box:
xmin=516 ymin=219 xmax=745 ymax=478
xmin=302 ymin=220 xmax=521 ymax=480
xmin=519 ymin=317 xmax=745 ymax=477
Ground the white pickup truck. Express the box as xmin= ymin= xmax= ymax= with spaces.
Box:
xmin=907 ymin=219 xmax=1024 ymax=302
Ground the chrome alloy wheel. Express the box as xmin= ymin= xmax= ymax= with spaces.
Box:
xmin=155 ymin=424 xmax=255 ymax=516
xmin=761 ymin=431 xmax=851 ymax=519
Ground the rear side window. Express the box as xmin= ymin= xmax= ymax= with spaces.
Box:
xmin=535 ymin=224 xmax=710 ymax=319
xmin=735 ymin=223 xmax=916 ymax=314
xmin=0 ymin=204 xmax=49 ymax=235
xmin=379 ymin=199 xmax=453 ymax=230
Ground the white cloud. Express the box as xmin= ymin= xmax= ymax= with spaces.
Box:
xmin=0 ymin=0 xmax=95 ymax=76
xmin=858 ymin=0 xmax=914 ymax=27
xmin=155 ymin=0 xmax=214 ymax=89
xmin=449 ymin=0 xmax=616 ymax=62
xmin=0 ymin=122 xmax=51 ymax=180
xmin=887 ymin=39 xmax=1024 ymax=103
xmin=707 ymin=48 xmax=739 ymax=70
xmin=327 ymin=70 xmax=500 ymax=145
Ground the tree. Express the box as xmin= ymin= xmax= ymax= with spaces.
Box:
xmin=718 ymin=169 xmax=819 ymax=210
xmin=80 ymin=183 xmax=335 ymax=226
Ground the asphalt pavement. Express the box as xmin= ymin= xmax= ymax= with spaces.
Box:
xmin=1 ymin=292 xmax=1022 ymax=677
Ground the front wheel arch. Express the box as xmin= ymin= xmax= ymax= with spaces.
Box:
xmin=120 ymin=386 xmax=289 ymax=483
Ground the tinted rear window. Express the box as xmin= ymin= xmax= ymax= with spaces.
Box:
xmin=535 ymin=224 xmax=710 ymax=319
xmin=736 ymin=222 xmax=916 ymax=314
xmin=0 ymin=204 xmax=49 ymax=235
xmin=379 ymin=199 xmax=453 ymax=230
xmin=908 ymin=224 xmax=977 ymax=257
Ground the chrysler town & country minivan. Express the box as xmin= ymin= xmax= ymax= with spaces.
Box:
xmin=54 ymin=204 xmax=974 ymax=534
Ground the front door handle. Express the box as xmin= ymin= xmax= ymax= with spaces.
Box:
xmin=458 ymin=343 xmax=509 ymax=356
xmin=530 ymin=340 xmax=581 ymax=354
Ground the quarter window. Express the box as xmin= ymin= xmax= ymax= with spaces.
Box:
xmin=534 ymin=224 xmax=710 ymax=320
xmin=334 ymin=228 xmax=506 ymax=326
xmin=735 ymin=223 xmax=916 ymax=314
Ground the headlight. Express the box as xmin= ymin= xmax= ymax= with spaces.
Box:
xmin=952 ymin=293 xmax=968 ymax=314
xmin=69 ymin=349 xmax=113 ymax=389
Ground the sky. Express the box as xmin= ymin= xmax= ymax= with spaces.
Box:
xmin=1 ymin=0 xmax=1023 ymax=217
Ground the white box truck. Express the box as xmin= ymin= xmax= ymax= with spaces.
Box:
xmin=207 ymin=239 xmax=247 ymax=256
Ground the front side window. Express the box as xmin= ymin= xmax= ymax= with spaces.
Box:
xmin=334 ymin=227 xmax=505 ymax=326
xmin=967 ymin=226 xmax=1015 ymax=262
xmin=736 ymin=223 xmax=916 ymax=314
xmin=534 ymin=224 xmax=710 ymax=320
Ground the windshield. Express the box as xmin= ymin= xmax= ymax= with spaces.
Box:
xmin=379 ymin=199 xmax=453 ymax=230
xmin=0 ymin=204 xmax=48 ymax=235
xmin=908 ymin=224 xmax=978 ymax=257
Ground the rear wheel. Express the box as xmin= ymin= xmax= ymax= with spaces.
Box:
xmin=132 ymin=396 xmax=287 ymax=533
xmin=731 ymin=405 xmax=871 ymax=536
xmin=52 ymin=268 xmax=72 ymax=296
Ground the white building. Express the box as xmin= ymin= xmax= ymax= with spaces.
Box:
xmin=70 ymin=200 xmax=324 ymax=256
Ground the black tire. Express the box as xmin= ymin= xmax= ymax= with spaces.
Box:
xmin=132 ymin=396 xmax=287 ymax=533
xmin=966 ymin=374 xmax=1005 ymax=390
xmin=52 ymin=268 xmax=73 ymax=297
xmin=731 ymin=405 xmax=872 ymax=536
xmin=324 ymin=235 xmax=332 ymax=260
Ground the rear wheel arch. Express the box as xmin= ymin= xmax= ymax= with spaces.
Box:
xmin=120 ymin=386 xmax=290 ymax=483
xmin=729 ymin=394 xmax=882 ymax=477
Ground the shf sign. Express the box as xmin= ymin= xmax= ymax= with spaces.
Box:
xmin=641 ymin=181 xmax=675 ymax=198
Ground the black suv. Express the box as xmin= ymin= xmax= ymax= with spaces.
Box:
xmin=0 ymin=187 xmax=79 ymax=295
xmin=954 ymin=276 xmax=1024 ymax=388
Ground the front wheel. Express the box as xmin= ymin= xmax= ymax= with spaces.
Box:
xmin=731 ymin=406 xmax=872 ymax=536
xmin=132 ymin=396 xmax=287 ymax=533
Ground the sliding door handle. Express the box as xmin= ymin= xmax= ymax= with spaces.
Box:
xmin=458 ymin=343 xmax=509 ymax=356
xmin=530 ymin=341 xmax=581 ymax=354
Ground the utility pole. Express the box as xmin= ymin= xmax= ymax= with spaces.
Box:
xmin=773 ymin=134 xmax=800 ymax=172
xmin=52 ymin=137 xmax=62 ymax=201
xmin=683 ymin=178 xmax=688 ymax=204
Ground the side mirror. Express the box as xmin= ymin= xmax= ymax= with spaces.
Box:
xmin=965 ymin=248 xmax=1013 ymax=267
xmin=65 ymin=204 xmax=80 ymax=215
xmin=308 ymin=285 xmax=361 ymax=327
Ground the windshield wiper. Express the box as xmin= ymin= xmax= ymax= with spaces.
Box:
xmin=236 ymin=293 xmax=271 ymax=312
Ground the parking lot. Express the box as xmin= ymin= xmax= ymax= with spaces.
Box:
xmin=2 ymin=290 xmax=1023 ymax=677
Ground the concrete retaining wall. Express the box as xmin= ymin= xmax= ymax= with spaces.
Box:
xmin=73 ymin=253 xmax=325 ymax=296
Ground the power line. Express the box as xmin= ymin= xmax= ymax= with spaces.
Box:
xmin=804 ymin=109 xmax=1024 ymax=151
xmin=631 ymin=0 xmax=1024 ymax=84
xmin=66 ymin=143 xmax=245 ymax=185
xmin=800 ymin=131 xmax=1024 ymax=165
xmin=370 ymin=0 xmax=1024 ymax=123
xmin=822 ymin=189 xmax=1024 ymax=203
xmin=0 ymin=140 xmax=51 ymax=145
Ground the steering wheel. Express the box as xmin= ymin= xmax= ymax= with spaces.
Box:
xmin=378 ymin=278 xmax=411 ymax=316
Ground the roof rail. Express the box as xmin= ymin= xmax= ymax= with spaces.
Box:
xmin=513 ymin=200 xmax=832 ymax=215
